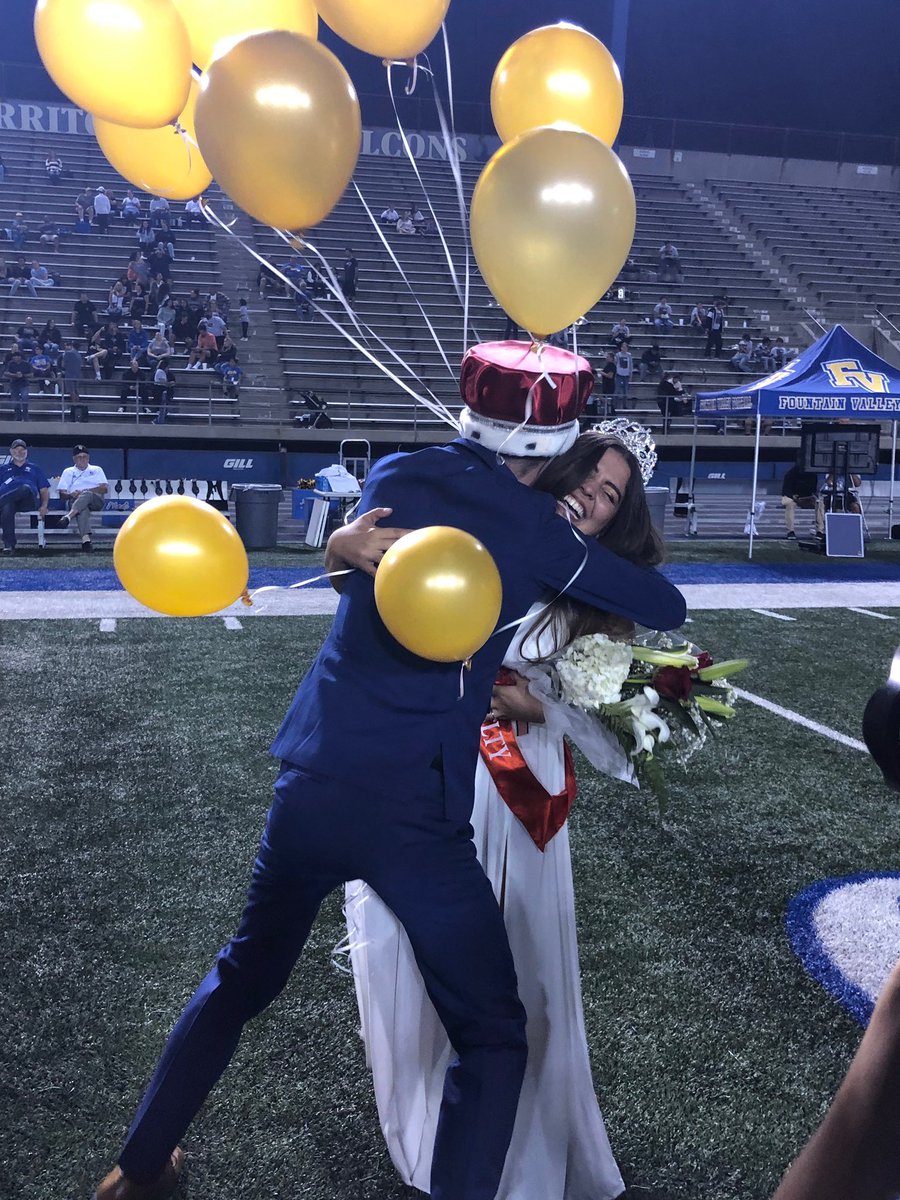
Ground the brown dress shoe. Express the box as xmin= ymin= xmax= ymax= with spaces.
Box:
xmin=93 ymin=1147 xmax=184 ymax=1200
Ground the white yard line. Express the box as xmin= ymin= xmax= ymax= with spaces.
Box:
xmin=734 ymin=687 xmax=868 ymax=753
xmin=99 ymin=618 xmax=116 ymax=633
xmin=223 ymin=616 xmax=242 ymax=630
xmin=848 ymin=608 xmax=894 ymax=620
xmin=681 ymin=582 xmax=900 ymax=609
xmin=751 ymin=608 xmax=797 ymax=621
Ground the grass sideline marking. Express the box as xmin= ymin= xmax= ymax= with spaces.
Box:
xmin=848 ymin=607 xmax=894 ymax=620
xmin=734 ymin=687 xmax=868 ymax=753
xmin=223 ymin=617 xmax=243 ymax=631
xmin=99 ymin=618 xmax=116 ymax=633
xmin=751 ymin=609 xmax=797 ymax=622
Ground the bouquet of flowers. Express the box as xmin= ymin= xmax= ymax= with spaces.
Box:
xmin=554 ymin=630 xmax=748 ymax=811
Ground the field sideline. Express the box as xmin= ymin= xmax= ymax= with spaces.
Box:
xmin=3 ymin=560 xmax=900 ymax=1198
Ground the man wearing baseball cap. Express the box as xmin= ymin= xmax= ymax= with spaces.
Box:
xmin=57 ymin=444 xmax=108 ymax=551
xmin=0 ymin=439 xmax=49 ymax=554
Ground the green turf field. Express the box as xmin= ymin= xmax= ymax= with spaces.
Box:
xmin=1 ymin=609 xmax=898 ymax=1199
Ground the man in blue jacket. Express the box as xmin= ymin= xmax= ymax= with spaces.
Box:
xmin=0 ymin=439 xmax=49 ymax=554
xmin=95 ymin=343 xmax=686 ymax=1200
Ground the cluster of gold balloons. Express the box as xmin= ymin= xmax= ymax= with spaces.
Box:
xmin=34 ymin=0 xmax=448 ymax=225
xmin=471 ymin=23 xmax=635 ymax=339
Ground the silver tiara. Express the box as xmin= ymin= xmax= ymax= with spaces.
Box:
xmin=592 ymin=418 xmax=657 ymax=485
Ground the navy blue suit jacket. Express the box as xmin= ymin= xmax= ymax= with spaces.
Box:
xmin=272 ymin=439 xmax=686 ymax=819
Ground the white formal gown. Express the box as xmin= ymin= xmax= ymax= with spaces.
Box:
xmin=345 ymin=610 xmax=635 ymax=1199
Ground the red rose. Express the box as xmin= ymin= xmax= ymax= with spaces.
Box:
xmin=654 ymin=665 xmax=694 ymax=701
xmin=696 ymin=651 xmax=713 ymax=670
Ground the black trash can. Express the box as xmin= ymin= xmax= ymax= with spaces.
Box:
xmin=232 ymin=484 xmax=283 ymax=550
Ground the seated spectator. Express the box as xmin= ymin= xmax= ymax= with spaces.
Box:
xmin=380 ymin=206 xmax=400 ymax=224
xmin=4 ymin=349 xmax=32 ymax=419
xmin=39 ymin=216 xmax=62 ymax=253
xmin=653 ymin=297 xmax=675 ymax=333
xmin=209 ymin=289 xmax=231 ymax=322
xmin=155 ymin=219 xmax=176 ymax=260
xmin=756 ymin=336 xmax=775 ymax=373
xmin=183 ymin=196 xmax=204 ymax=226
xmin=658 ymin=241 xmax=681 ymax=283
xmin=780 ymin=457 xmax=820 ymax=539
xmin=0 ymin=439 xmax=49 ymax=552
xmin=145 ymin=329 xmax=172 ymax=370
xmin=10 ymin=262 xmax=37 ymax=298
xmin=213 ymin=334 xmax=241 ymax=396
xmin=0 ymin=257 xmax=8 ymax=285
xmin=396 ymin=212 xmax=417 ymax=235
xmin=152 ymin=360 xmax=176 ymax=424
xmin=148 ymin=242 xmax=171 ymax=280
xmin=214 ymin=332 xmax=238 ymax=372
xmin=294 ymin=286 xmax=314 ymax=322
xmin=129 ymin=283 xmax=148 ymax=321
xmin=58 ymin=444 xmax=107 ymax=549
xmin=171 ymin=300 xmax=195 ymax=348
xmin=619 ymin=256 xmax=639 ymax=281
xmin=136 ymin=219 xmax=156 ymax=254
xmin=127 ymin=250 xmax=151 ymax=290
xmin=106 ymin=280 xmax=127 ymax=317
xmin=610 ymin=317 xmax=630 ymax=348
xmin=155 ymin=297 xmax=176 ymax=338
xmin=186 ymin=288 xmax=205 ymax=323
xmin=148 ymin=195 xmax=170 ymax=225
xmin=118 ymin=357 xmax=149 ymax=411
xmin=8 ymin=212 xmax=28 ymax=249
xmin=16 ymin=316 xmax=39 ymax=350
xmin=30 ymin=260 xmax=54 ymax=289
xmin=93 ymin=186 xmax=112 ymax=233
xmin=186 ymin=323 xmax=217 ymax=368
xmin=45 ymin=155 xmax=63 ymax=184
xmin=72 ymin=292 xmax=98 ymax=340
xmin=257 ymin=261 xmax=278 ymax=296
xmin=689 ymin=301 xmax=707 ymax=333
xmin=148 ymin=273 xmax=170 ymax=312
xmin=127 ymin=319 xmax=150 ymax=360
xmin=656 ymin=373 xmax=692 ymax=421
xmin=62 ymin=341 xmax=84 ymax=415
xmin=87 ymin=321 xmax=121 ymax=381
xmin=731 ymin=335 xmax=756 ymax=372
xmin=29 ymin=347 xmax=57 ymax=393
xmin=821 ymin=471 xmax=862 ymax=518
xmin=120 ymin=191 xmax=141 ymax=223
xmin=771 ymin=336 xmax=794 ymax=368
xmin=74 ymin=188 xmax=93 ymax=225
xmin=639 ymin=342 xmax=663 ymax=382
xmin=38 ymin=318 xmax=63 ymax=353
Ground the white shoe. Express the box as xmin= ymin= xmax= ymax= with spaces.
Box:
xmin=94 ymin=372 xmax=101 ymax=381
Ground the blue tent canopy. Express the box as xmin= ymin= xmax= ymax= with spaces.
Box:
xmin=696 ymin=324 xmax=900 ymax=420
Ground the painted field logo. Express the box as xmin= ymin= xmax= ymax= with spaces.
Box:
xmin=823 ymin=358 xmax=888 ymax=392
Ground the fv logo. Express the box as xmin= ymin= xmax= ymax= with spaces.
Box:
xmin=823 ymin=358 xmax=888 ymax=393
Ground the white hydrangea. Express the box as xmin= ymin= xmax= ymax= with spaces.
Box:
xmin=555 ymin=633 xmax=633 ymax=709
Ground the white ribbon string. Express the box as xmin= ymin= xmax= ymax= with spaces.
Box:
xmin=385 ymin=62 xmax=467 ymax=315
xmin=199 ymin=200 xmax=458 ymax=428
xmin=244 ymin=567 xmax=354 ymax=605
xmin=350 ymin=182 xmax=456 ymax=382
xmin=271 ymin=226 xmax=456 ymax=421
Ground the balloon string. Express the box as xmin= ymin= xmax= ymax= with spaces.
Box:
xmin=430 ymin=30 xmax=479 ymax=355
xmin=385 ymin=62 xmax=468 ymax=318
xmin=243 ymin=567 xmax=355 ymax=607
xmin=351 ymin=182 xmax=456 ymax=382
xmin=198 ymin=200 xmax=458 ymax=428
xmin=272 ymin=227 xmax=458 ymax=424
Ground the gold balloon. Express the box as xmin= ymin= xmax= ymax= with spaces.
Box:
xmin=114 ymin=496 xmax=249 ymax=617
xmin=34 ymin=0 xmax=192 ymax=129
xmin=194 ymin=31 xmax=361 ymax=230
xmin=491 ymin=23 xmax=623 ymax=146
xmin=94 ymin=79 xmax=212 ymax=201
xmin=374 ymin=527 xmax=502 ymax=663
xmin=171 ymin=0 xmax=318 ymax=71
xmin=316 ymin=0 xmax=449 ymax=60
xmin=470 ymin=125 xmax=636 ymax=338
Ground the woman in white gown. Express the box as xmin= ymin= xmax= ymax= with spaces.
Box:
xmin=328 ymin=430 xmax=662 ymax=1200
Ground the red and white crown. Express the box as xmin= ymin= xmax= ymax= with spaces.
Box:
xmin=459 ymin=340 xmax=594 ymax=457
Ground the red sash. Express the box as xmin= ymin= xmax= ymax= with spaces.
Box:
xmin=479 ymin=716 xmax=577 ymax=852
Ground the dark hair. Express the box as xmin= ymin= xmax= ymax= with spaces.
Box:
xmin=526 ymin=431 xmax=664 ymax=654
